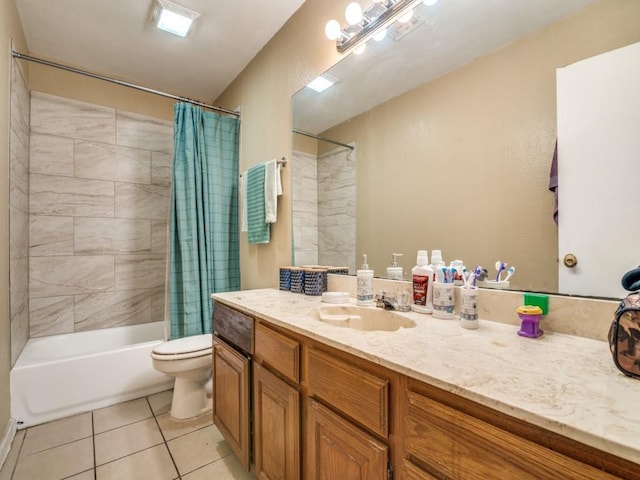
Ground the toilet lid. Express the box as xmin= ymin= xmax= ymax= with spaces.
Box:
xmin=152 ymin=333 xmax=212 ymax=356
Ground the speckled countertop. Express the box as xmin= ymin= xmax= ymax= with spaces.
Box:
xmin=212 ymin=288 xmax=639 ymax=464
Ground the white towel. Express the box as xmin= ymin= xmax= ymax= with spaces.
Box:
xmin=240 ymin=171 xmax=248 ymax=232
xmin=265 ymin=159 xmax=282 ymax=224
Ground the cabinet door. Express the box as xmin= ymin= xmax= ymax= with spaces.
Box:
xmin=405 ymin=391 xmax=619 ymax=480
xmin=403 ymin=460 xmax=439 ymax=480
xmin=212 ymin=336 xmax=250 ymax=470
xmin=306 ymin=398 xmax=387 ymax=480
xmin=253 ymin=363 xmax=300 ymax=480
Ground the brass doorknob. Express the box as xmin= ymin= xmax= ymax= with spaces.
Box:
xmin=563 ymin=254 xmax=578 ymax=268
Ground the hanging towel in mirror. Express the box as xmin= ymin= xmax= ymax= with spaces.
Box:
xmin=265 ymin=159 xmax=282 ymax=224
xmin=247 ymin=163 xmax=270 ymax=243
xmin=240 ymin=171 xmax=248 ymax=232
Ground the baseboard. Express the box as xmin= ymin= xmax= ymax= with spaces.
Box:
xmin=0 ymin=418 xmax=17 ymax=471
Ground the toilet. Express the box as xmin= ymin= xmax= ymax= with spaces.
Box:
xmin=151 ymin=333 xmax=213 ymax=420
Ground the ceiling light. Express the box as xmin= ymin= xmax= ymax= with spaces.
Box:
xmin=151 ymin=0 xmax=200 ymax=37
xmin=307 ymin=76 xmax=337 ymax=93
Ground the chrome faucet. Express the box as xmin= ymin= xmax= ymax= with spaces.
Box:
xmin=375 ymin=290 xmax=411 ymax=312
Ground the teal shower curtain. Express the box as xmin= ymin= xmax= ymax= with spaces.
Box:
xmin=168 ymin=103 xmax=240 ymax=339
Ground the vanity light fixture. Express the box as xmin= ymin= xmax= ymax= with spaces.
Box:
xmin=325 ymin=0 xmax=438 ymax=54
xmin=151 ymin=0 xmax=200 ymax=37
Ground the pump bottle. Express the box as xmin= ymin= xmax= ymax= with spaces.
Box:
xmin=357 ymin=254 xmax=374 ymax=306
xmin=386 ymin=253 xmax=403 ymax=280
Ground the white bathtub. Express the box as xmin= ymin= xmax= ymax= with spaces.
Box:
xmin=10 ymin=322 xmax=174 ymax=428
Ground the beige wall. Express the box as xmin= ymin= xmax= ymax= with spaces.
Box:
xmin=1 ymin=0 xmax=28 ymax=450
xmin=216 ymin=0 xmax=345 ymax=289
xmin=320 ymin=0 xmax=640 ymax=292
xmin=219 ymin=0 xmax=640 ymax=292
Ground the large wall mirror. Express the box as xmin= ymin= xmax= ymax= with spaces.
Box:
xmin=291 ymin=0 xmax=640 ymax=299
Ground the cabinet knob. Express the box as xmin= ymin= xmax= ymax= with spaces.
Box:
xmin=563 ymin=253 xmax=578 ymax=268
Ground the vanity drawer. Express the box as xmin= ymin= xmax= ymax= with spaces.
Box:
xmin=213 ymin=302 xmax=254 ymax=354
xmin=306 ymin=348 xmax=388 ymax=438
xmin=255 ymin=322 xmax=300 ymax=383
xmin=404 ymin=390 xmax=618 ymax=480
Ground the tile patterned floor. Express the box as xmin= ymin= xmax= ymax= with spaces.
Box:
xmin=0 ymin=390 xmax=256 ymax=480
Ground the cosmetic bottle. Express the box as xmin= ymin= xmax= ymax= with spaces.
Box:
xmin=386 ymin=253 xmax=404 ymax=280
xmin=357 ymin=254 xmax=374 ymax=306
xmin=411 ymin=250 xmax=433 ymax=314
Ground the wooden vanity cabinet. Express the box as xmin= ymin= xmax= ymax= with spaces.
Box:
xmin=306 ymin=397 xmax=388 ymax=480
xmin=404 ymin=380 xmax=632 ymax=480
xmin=305 ymin=346 xmax=394 ymax=480
xmin=212 ymin=303 xmax=254 ymax=471
xmin=212 ymin=336 xmax=251 ymax=470
xmin=253 ymin=322 xmax=302 ymax=480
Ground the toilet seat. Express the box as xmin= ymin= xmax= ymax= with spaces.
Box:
xmin=151 ymin=334 xmax=212 ymax=361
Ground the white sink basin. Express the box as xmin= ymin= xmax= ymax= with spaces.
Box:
xmin=312 ymin=305 xmax=416 ymax=332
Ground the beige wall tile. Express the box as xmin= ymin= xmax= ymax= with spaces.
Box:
xmin=29 ymin=133 xmax=74 ymax=176
xmin=29 ymin=215 xmax=74 ymax=256
xmin=116 ymin=111 xmax=173 ymax=152
xmin=150 ymin=286 xmax=166 ymax=322
xmin=30 ymin=255 xmax=114 ymax=298
xmin=31 ymin=91 xmax=116 ymax=144
xmin=115 ymin=255 xmax=165 ymax=290
xmin=9 ymin=127 xmax=29 ymax=213
xmin=10 ymin=258 xmax=29 ymax=366
xmin=114 ymin=182 xmax=170 ymax=220
xmin=151 ymin=220 xmax=167 ymax=253
xmin=74 ymin=290 xmax=151 ymax=331
xmin=74 ymin=140 xmax=151 ymax=184
xmin=74 ymin=217 xmax=151 ymax=254
xmin=151 ymin=150 xmax=173 ymax=186
xmin=9 ymin=205 xmax=28 ymax=259
xmin=30 ymin=174 xmax=114 ymax=217
xmin=29 ymin=296 xmax=75 ymax=337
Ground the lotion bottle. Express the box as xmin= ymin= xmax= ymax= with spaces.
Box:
xmin=386 ymin=253 xmax=404 ymax=280
xmin=357 ymin=254 xmax=374 ymax=306
xmin=411 ymin=250 xmax=434 ymax=314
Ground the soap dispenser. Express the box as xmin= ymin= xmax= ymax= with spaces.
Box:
xmin=357 ymin=254 xmax=374 ymax=306
xmin=386 ymin=253 xmax=404 ymax=280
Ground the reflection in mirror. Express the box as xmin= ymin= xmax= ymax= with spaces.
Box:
xmin=292 ymin=141 xmax=357 ymax=273
xmin=291 ymin=0 xmax=640 ymax=297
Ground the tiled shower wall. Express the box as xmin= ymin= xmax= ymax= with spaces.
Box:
xmin=28 ymin=92 xmax=173 ymax=337
xmin=9 ymin=59 xmax=30 ymax=366
xmin=317 ymin=147 xmax=356 ymax=273
xmin=292 ymin=147 xmax=356 ymax=273
xmin=292 ymin=150 xmax=318 ymax=266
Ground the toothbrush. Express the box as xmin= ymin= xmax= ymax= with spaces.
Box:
xmin=495 ymin=261 xmax=507 ymax=282
xmin=503 ymin=266 xmax=516 ymax=282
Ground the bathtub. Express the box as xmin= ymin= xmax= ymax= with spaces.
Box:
xmin=10 ymin=321 xmax=174 ymax=428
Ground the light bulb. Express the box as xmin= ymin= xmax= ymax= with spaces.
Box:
xmin=373 ymin=28 xmax=387 ymax=41
xmin=397 ymin=9 xmax=413 ymax=23
xmin=325 ymin=19 xmax=342 ymax=40
xmin=423 ymin=0 xmax=439 ymax=5
xmin=345 ymin=2 xmax=363 ymax=25
xmin=353 ymin=43 xmax=367 ymax=55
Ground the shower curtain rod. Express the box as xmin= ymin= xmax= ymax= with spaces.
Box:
xmin=12 ymin=51 xmax=240 ymax=117
xmin=292 ymin=129 xmax=354 ymax=150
